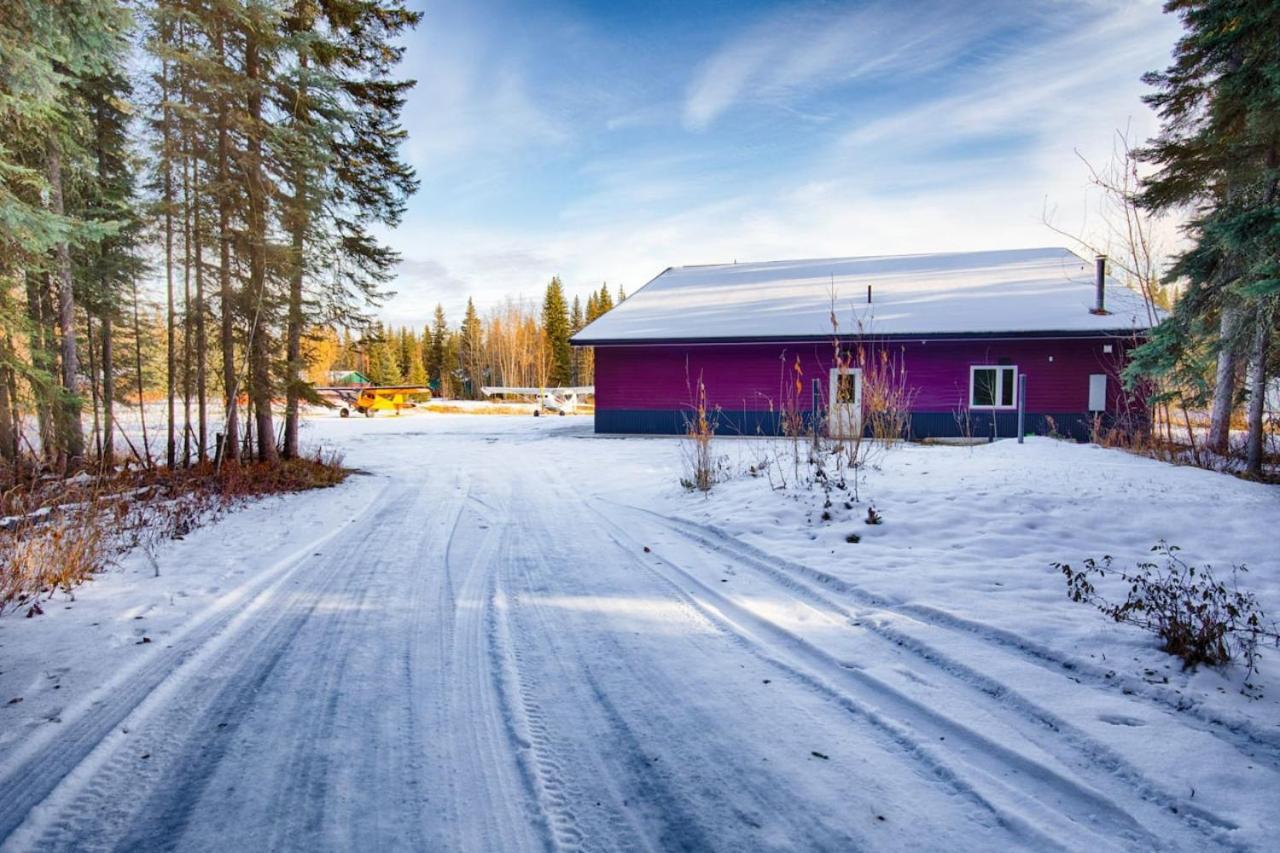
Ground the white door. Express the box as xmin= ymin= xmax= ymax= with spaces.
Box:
xmin=1088 ymin=374 xmax=1107 ymax=412
xmin=828 ymin=367 xmax=862 ymax=438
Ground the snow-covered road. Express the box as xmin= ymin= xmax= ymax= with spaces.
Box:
xmin=1 ymin=415 xmax=1276 ymax=851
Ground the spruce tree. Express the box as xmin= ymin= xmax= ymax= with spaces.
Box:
xmin=366 ymin=325 xmax=400 ymax=386
xmin=406 ymin=347 xmax=427 ymax=387
xmin=428 ymin=303 xmax=447 ymax=392
xmin=72 ymin=64 xmax=145 ymax=469
xmin=276 ymin=0 xmax=420 ymax=457
xmin=1131 ymin=0 xmax=1280 ymax=470
xmin=459 ymin=298 xmax=482 ymax=398
xmin=1 ymin=0 xmax=130 ymax=467
xmin=569 ymin=295 xmax=584 ymax=384
xmin=542 ymin=277 xmax=572 ymax=386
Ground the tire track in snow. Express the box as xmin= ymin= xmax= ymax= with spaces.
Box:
xmin=0 ymin=476 xmax=391 ymax=849
xmin=15 ymin=482 xmax=431 ymax=852
xmin=631 ymin=504 xmax=1280 ymax=773
xmin=589 ymin=505 xmax=1215 ymax=852
xmin=490 ymin=488 xmax=716 ymax=853
xmin=617 ymin=506 xmax=1246 ymax=842
xmin=439 ymin=471 xmax=554 ymax=852
xmin=506 ymin=475 xmax=875 ymax=852
xmin=483 ymin=527 xmax=560 ymax=852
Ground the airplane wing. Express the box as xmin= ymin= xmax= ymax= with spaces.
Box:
xmin=481 ymin=386 xmax=594 ymax=396
xmin=365 ymin=386 xmax=430 ymax=394
xmin=481 ymin=386 xmax=543 ymax=396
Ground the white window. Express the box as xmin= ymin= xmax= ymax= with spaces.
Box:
xmin=970 ymin=365 xmax=1017 ymax=409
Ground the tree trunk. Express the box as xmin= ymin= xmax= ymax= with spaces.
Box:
xmin=216 ymin=26 xmax=239 ymax=466
xmin=47 ymin=140 xmax=85 ymax=467
xmin=1207 ymin=306 xmax=1238 ymax=455
xmin=194 ymin=164 xmax=207 ymax=464
xmin=131 ymin=278 xmax=152 ymax=466
xmin=182 ymin=135 xmax=193 ymax=467
xmin=246 ymin=31 xmax=277 ymax=463
xmin=284 ymin=212 xmax=303 ymax=459
xmin=24 ymin=271 xmax=55 ymax=457
xmin=0 ymin=337 xmax=14 ymax=463
xmin=86 ymin=317 xmax=101 ymax=461
xmin=102 ymin=312 xmax=114 ymax=469
xmin=162 ymin=57 xmax=177 ymax=470
xmin=283 ymin=9 xmax=312 ymax=461
xmin=1245 ymin=307 xmax=1272 ymax=477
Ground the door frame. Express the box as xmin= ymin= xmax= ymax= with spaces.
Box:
xmin=828 ymin=366 xmax=863 ymax=438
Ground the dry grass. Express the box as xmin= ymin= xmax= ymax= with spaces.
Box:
xmin=0 ymin=449 xmax=350 ymax=618
xmin=1 ymin=512 xmax=111 ymax=616
xmin=681 ymin=375 xmax=721 ymax=492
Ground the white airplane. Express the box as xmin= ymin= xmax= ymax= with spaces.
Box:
xmin=480 ymin=385 xmax=594 ymax=415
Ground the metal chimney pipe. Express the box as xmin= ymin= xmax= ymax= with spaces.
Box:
xmin=1093 ymin=255 xmax=1107 ymax=314
xmin=867 ymin=284 xmax=872 ymax=304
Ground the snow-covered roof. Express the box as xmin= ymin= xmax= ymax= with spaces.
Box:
xmin=572 ymin=247 xmax=1151 ymax=344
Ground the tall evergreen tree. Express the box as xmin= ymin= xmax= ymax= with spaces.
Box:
xmin=1130 ymin=0 xmax=1280 ymax=473
xmin=542 ymin=277 xmax=571 ymax=386
xmin=1 ymin=0 xmax=130 ymax=467
xmin=428 ymin=303 xmax=447 ymax=392
xmin=406 ymin=344 xmax=427 ymax=387
xmin=277 ymin=0 xmax=420 ymax=457
xmin=459 ymin=298 xmax=482 ymax=398
xmin=569 ymin=294 xmax=584 ymax=384
xmin=72 ymin=64 xmax=145 ymax=469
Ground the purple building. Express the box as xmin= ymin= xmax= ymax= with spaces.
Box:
xmin=571 ymin=248 xmax=1153 ymax=440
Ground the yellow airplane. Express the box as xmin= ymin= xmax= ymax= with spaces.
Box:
xmin=316 ymin=385 xmax=431 ymax=417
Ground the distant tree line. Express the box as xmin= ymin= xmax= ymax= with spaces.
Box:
xmin=0 ymin=0 xmax=419 ymax=474
xmin=310 ymin=281 xmax=626 ymax=398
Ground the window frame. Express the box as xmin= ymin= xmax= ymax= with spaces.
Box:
xmin=969 ymin=364 xmax=1018 ymax=410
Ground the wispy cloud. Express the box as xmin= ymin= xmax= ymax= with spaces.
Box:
xmin=682 ymin=1 xmax=1027 ymax=131
xmin=839 ymin=2 xmax=1175 ymax=157
xmin=378 ymin=0 xmax=1185 ymax=330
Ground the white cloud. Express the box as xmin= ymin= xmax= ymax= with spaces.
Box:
xmin=682 ymin=1 xmax=1024 ymax=131
xmin=379 ymin=0 xmax=1186 ymax=330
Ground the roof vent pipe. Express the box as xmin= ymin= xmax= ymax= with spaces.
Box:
xmin=1092 ymin=255 xmax=1108 ymax=315
xmin=867 ymin=284 xmax=872 ymax=304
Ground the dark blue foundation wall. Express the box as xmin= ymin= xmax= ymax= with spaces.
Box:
xmin=593 ymin=409 xmax=1139 ymax=442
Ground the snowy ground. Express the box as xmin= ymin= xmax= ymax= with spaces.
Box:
xmin=1 ymin=412 xmax=1277 ymax=851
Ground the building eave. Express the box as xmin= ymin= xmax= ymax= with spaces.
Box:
xmin=570 ymin=328 xmax=1149 ymax=347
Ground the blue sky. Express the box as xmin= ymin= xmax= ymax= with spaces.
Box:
xmin=380 ymin=0 xmax=1182 ymax=327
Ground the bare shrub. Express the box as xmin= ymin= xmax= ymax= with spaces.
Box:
xmin=0 ymin=513 xmax=110 ymax=615
xmin=859 ymin=345 xmax=916 ymax=444
xmin=1055 ymin=542 xmax=1280 ymax=691
xmin=0 ymin=448 xmax=349 ymax=616
xmin=681 ymin=374 xmax=721 ymax=492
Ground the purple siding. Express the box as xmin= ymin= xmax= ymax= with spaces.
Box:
xmin=595 ymin=337 xmax=1142 ymax=416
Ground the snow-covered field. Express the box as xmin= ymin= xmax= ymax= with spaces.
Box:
xmin=1 ymin=412 xmax=1277 ymax=851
